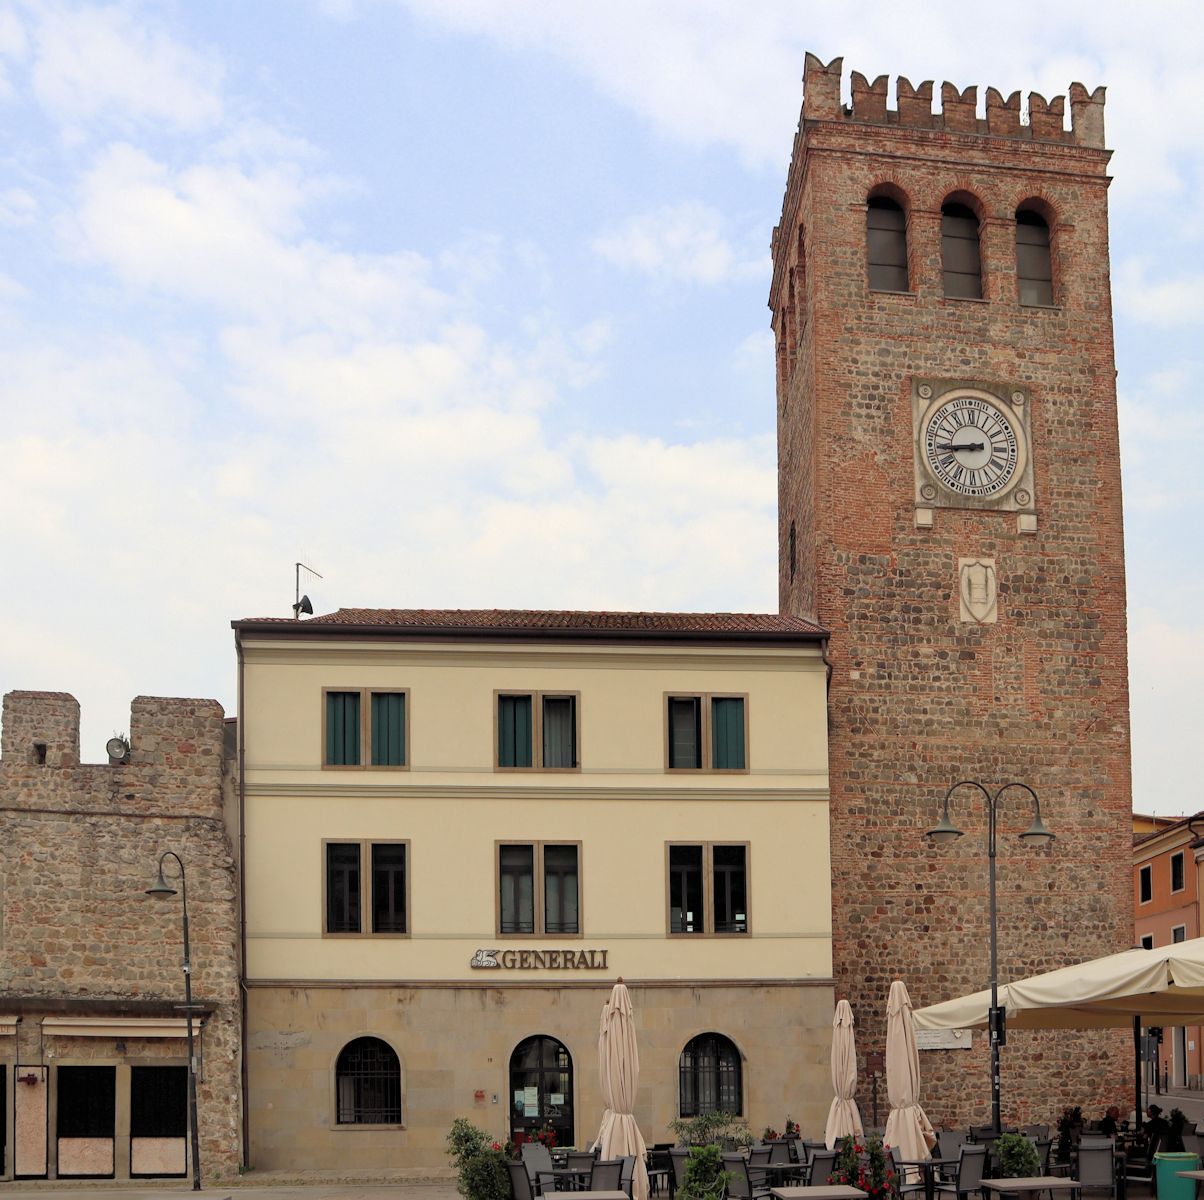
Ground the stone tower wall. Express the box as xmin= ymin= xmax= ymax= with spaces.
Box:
xmin=0 ymin=691 xmax=241 ymax=1180
xmin=771 ymin=58 xmax=1133 ymax=1124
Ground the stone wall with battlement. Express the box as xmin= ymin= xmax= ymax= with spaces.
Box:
xmin=0 ymin=690 xmax=241 ymax=1181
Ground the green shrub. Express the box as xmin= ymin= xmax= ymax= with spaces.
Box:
xmin=995 ymin=1133 xmax=1040 ymax=1179
xmin=669 ymin=1111 xmax=754 ymax=1149
xmin=678 ymin=1144 xmax=730 ymax=1200
xmin=446 ymin=1117 xmax=510 ymax=1200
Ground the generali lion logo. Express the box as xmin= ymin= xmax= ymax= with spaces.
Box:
xmin=470 ymin=949 xmax=500 ymax=969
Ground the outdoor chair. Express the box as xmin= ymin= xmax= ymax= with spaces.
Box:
xmin=522 ymin=1143 xmax=557 ymax=1195
xmin=620 ymin=1155 xmax=636 ymax=1200
xmin=669 ymin=1148 xmax=691 ymax=1194
xmin=567 ymin=1151 xmax=596 ymax=1189
xmin=1182 ymin=1131 xmax=1204 ymax=1159
xmin=807 ymin=1148 xmax=839 ymax=1188
xmin=889 ymin=1144 xmax=926 ymax=1200
xmin=971 ymin=1125 xmax=996 ymax=1142
xmin=937 ymin=1131 xmax=968 ymax=1179
xmin=933 ymin=1144 xmax=988 ymax=1200
xmin=767 ymin=1140 xmax=792 ymax=1165
xmin=1076 ymin=1142 xmax=1119 ymax=1200
xmin=1125 ymin=1131 xmax=1163 ymax=1192
xmin=1033 ymin=1138 xmax=1054 ymax=1176
xmin=722 ymin=1153 xmax=772 ymax=1200
xmin=747 ymin=1146 xmax=771 ymax=1191
xmin=509 ymin=1160 xmax=538 ymax=1200
xmin=648 ymin=1148 xmax=673 ymax=1198
xmin=590 ymin=1159 xmax=623 ymax=1193
xmin=1025 ymin=1125 xmax=1052 ymax=1141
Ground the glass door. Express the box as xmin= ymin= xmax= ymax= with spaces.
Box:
xmin=509 ymin=1035 xmax=574 ymax=1148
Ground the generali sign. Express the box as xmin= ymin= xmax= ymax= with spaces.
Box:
xmin=470 ymin=948 xmax=610 ymax=970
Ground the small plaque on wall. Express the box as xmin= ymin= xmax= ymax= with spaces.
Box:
xmin=915 ymin=1028 xmax=973 ymax=1051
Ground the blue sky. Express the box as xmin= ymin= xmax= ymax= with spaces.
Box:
xmin=0 ymin=1 xmax=1200 ymax=815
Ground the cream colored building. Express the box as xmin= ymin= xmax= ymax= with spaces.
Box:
xmin=235 ymin=608 xmax=833 ymax=1171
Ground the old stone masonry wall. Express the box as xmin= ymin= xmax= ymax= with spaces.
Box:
xmin=0 ymin=690 xmax=241 ymax=1182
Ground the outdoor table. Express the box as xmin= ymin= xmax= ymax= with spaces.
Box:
xmin=770 ymin=1187 xmax=868 ymax=1200
xmin=573 ymin=1192 xmax=628 ymax=1200
xmin=897 ymin=1157 xmax=957 ymax=1200
xmin=981 ymin=1177 xmax=1082 ymax=1200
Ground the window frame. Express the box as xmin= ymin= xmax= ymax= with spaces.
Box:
xmin=494 ymin=840 xmax=584 ymax=938
xmin=1171 ymin=851 xmax=1185 ymax=894
xmin=940 ymin=200 xmax=984 ymax=301
xmin=331 ymin=1035 xmax=404 ymax=1130
xmin=493 ymin=690 xmax=582 ymax=773
xmin=664 ymin=840 xmax=751 ymax=937
xmin=678 ymin=1031 xmax=744 ymax=1118
xmin=866 ymin=195 xmax=910 ymax=294
xmin=664 ymin=692 xmax=750 ymax=774
xmin=321 ymin=838 xmax=411 ymax=939
xmin=1140 ymin=933 xmax=1155 ymax=950
xmin=1172 ymin=924 xmax=1188 ymax=944
xmin=1139 ymin=863 xmax=1153 ymax=905
xmin=321 ymin=687 xmax=410 ymax=771
xmin=1015 ymin=208 xmax=1056 ymax=308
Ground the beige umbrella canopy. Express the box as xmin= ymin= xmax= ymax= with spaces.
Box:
xmin=825 ymin=999 xmax=865 ymax=1148
xmin=592 ymin=979 xmax=650 ymax=1200
xmin=913 ymin=937 xmax=1204 ymax=1031
xmin=883 ymin=981 xmax=935 ymax=1162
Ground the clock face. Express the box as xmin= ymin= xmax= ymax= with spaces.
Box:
xmin=922 ymin=395 xmax=1021 ymax=498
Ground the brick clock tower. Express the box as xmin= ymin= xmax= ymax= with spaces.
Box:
xmin=771 ymin=55 xmax=1132 ymax=1121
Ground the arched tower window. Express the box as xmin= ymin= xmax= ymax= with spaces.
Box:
xmin=866 ymin=197 xmax=908 ymax=292
xmin=1016 ymin=208 xmax=1054 ymax=306
xmin=679 ymin=1032 xmax=742 ymax=1116
xmin=941 ymin=202 xmax=982 ymax=299
xmin=335 ymin=1037 xmax=401 ymax=1125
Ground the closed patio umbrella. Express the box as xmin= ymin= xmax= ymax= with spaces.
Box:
xmin=592 ymin=979 xmax=649 ymax=1200
xmin=883 ymin=980 xmax=935 ymax=1164
xmin=825 ymin=999 xmax=865 ymax=1148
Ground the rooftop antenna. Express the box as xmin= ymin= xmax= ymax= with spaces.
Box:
xmin=294 ymin=561 xmax=323 ymax=619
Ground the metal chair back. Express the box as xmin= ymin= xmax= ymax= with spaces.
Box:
xmin=568 ymin=1152 xmax=595 ymax=1175
xmin=768 ymin=1141 xmax=791 ymax=1165
xmin=722 ymin=1154 xmax=754 ymax=1200
xmin=809 ymin=1149 xmax=838 ymax=1187
xmin=956 ymin=1145 xmax=988 ymax=1193
xmin=591 ymin=1159 xmax=623 ymax=1192
xmin=1077 ymin=1143 xmax=1115 ymax=1192
xmin=620 ymin=1155 xmax=636 ymax=1199
xmin=508 ymin=1160 xmax=536 ymax=1200
xmin=669 ymin=1148 xmax=690 ymax=1189
xmin=937 ymin=1130 xmax=965 ymax=1161
xmin=522 ymin=1143 xmax=556 ymax=1178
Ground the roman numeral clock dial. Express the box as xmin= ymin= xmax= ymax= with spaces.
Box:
xmin=911 ymin=383 xmax=1034 ymax=524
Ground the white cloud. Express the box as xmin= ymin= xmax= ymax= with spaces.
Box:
xmin=1114 ymin=260 xmax=1204 ymax=328
xmin=0 ymin=186 xmax=37 ymax=225
xmin=593 ymin=203 xmax=764 ymax=286
xmin=29 ymin=2 xmax=224 ymax=134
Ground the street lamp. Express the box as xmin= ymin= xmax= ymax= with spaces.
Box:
xmin=925 ymin=780 xmax=1055 ymax=1135
xmin=146 ymin=851 xmax=202 ymax=1191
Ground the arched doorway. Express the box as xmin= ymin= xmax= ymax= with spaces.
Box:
xmin=509 ymin=1035 xmax=574 ymax=1148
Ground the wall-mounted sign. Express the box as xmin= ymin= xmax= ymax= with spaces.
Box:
xmin=914 ymin=1028 xmax=973 ymax=1051
xmin=470 ymin=948 xmax=610 ymax=970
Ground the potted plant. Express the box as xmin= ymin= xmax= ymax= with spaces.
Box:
xmin=995 ymin=1133 xmax=1040 ymax=1179
xmin=764 ymin=1125 xmax=781 ymax=1141
xmin=830 ymin=1135 xmax=897 ymax=1200
xmin=446 ymin=1118 xmax=510 ymax=1200
xmin=677 ymin=1144 xmax=729 ymax=1200
xmin=785 ymin=1118 xmax=801 ymax=1139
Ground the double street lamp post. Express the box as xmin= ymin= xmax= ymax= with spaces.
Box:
xmin=925 ymin=781 xmax=1056 ymax=1135
xmin=146 ymin=850 xmax=203 ymax=1191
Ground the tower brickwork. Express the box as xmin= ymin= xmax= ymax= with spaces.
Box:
xmin=772 ymin=55 xmax=1131 ymax=1122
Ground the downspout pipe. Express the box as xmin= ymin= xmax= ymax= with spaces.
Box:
xmin=236 ymin=629 xmax=251 ymax=1170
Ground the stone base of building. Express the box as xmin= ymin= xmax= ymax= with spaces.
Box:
xmin=246 ymin=979 xmax=836 ymax=1170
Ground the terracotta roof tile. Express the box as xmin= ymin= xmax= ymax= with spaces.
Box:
xmin=235 ymin=607 xmax=826 ymax=638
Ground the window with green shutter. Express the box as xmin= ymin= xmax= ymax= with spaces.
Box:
xmin=497 ymin=694 xmax=534 ymax=768
xmin=711 ymin=697 xmax=746 ymax=770
xmin=371 ymin=692 xmax=406 ymax=766
xmin=326 ymin=691 xmax=361 ymax=765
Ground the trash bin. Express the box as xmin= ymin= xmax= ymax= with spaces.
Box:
xmin=1155 ymin=1151 xmax=1200 ymax=1200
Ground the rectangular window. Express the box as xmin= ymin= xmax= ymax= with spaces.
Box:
xmin=667 ymin=842 xmax=750 ymax=935
xmin=323 ymin=688 xmax=409 ymax=768
xmin=130 ymin=1066 xmax=187 ymax=1178
xmin=1173 ymin=925 xmax=1187 ymax=944
xmin=1172 ymin=852 xmax=1185 ymax=893
xmin=498 ymin=842 xmax=581 ymax=935
xmin=496 ymin=692 xmax=580 ymax=770
xmin=324 ymin=840 xmax=409 ymax=936
xmin=666 ymin=694 xmax=748 ymax=772
xmin=325 ymin=691 xmax=361 ymax=765
xmin=1141 ymin=934 xmax=1155 ymax=950
xmin=1140 ymin=864 xmax=1153 ymax=904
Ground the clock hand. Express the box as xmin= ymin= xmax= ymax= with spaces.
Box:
xmin=934 ymin=441 xmax=985 ymax=452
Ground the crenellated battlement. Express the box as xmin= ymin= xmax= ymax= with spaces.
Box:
xmin=802 ymin=53 xmax=1106 ymax=147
